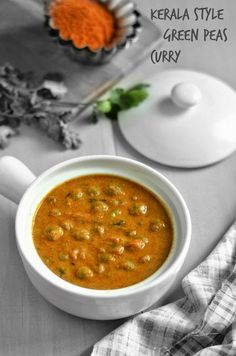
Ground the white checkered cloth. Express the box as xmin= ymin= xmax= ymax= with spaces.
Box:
xmin=92 ymin=221 xmax=236 ymax=356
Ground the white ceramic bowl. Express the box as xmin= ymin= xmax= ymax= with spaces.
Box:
xmin=0 ymin=155 xmax=191 ymax=320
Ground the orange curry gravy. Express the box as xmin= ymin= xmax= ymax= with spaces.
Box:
xmin=32 ymin=175 xmax=174 ymax=289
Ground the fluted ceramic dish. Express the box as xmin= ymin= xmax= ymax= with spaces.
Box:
xmin=43 ymin=0 xmax=142 ymax=64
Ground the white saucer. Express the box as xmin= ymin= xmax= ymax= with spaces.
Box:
xmin=118 ymin=70 xmax=236 ymax=168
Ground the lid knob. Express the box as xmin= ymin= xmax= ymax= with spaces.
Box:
xmin=171 ymin=82 xmax=202 ymax=109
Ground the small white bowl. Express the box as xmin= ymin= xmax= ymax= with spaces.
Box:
xmin=0 ymin=155 xmax=191 ymax=320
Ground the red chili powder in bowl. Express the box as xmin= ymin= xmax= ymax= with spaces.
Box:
xmin=49 ymin=0 xmax=116 ymax=51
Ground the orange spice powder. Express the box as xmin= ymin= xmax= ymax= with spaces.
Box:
xmin=49 ymin=0 xmax=116 ymax=51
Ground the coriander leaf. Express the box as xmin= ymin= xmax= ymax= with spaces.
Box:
xmin=110 ymin=88 xmax=124 ymax=105
xmin=36 ymin=87 xmax=56 ymax=100
xmin=37 ymin=113 xmax=62 ymax=141
xmin=0 ymin=63 xmax=81 ymax=150
xmin=39 ymin=80 xmax=68 ymax=99
xmin=5 ymin=115 xmax=21 ymax=128
xmin=105 ymin=103 xmax=120 ymax=120
xmin=10 ymin=94 xmax=31 ymax=116
xmin=119 ymin=88 xmax=148 ymax=110
xmin=95 ymin=83 xmax=149 ymax=120
xmin=128 ymin=83 xmax=150 ymax=91
xmin=96 ymin=100 xmax=112 ymax=114
xmin=61 ymin=125 xmax=82 ymax=149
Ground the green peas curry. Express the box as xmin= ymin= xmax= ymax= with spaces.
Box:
xmin=32 ymin=175 xmax=174 ymax=289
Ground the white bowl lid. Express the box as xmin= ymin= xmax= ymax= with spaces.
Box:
xmin=118 ymin=70 xmax=236 ymax=168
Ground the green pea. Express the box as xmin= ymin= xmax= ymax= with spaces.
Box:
xmin=43 ymin=256 xmax=51 ymax=265
xmin=112 ymin=199 xmax=122 ymax=206
xmin=47 ymin=196 xmax=57 ymax=204
xmin=91 ymin=201 xmax=109 ymax=213
xmin=58 ymin=253 xmax=69 ymax=261
xmin=129 ymin=204 xmax=148 ymax=216
xmin=93 ymin=225 xmax=105 ymax=236
xmin=125 ymin=230 xmax=137 ymax=237
xmin=58 ymin=267 xmax=66 ymax=276
xmin=104 ymin=184 xmax=123 ymax=196
xmin=122 ymin=261 xmax=136 ymax=271
xmin=112 ymin=245 xmax=125 ymax=255
xmin=76 ymin=266 xmax=94 ymax=279
xmin=44 ymin=225 xmax=64 ymax=241
xmin=72 ymin=228 xmax=90 ymax=241
xmin=61 ymin=220 xmax=74 ymax=231
xmin=111 ymin=209 xmax=121 ymax=218
xmin=49 ymin=208 xmax=61 ymax=217
xmin=139 ymin=255 xmax=151 ymax=263
xmin=98 ymin=253 xmax=115 ymax=263
xmin=87 ymin=186 xmax=101 ymax=197
xmin=68 ymin=190 xmax=84 ymax=201
xmin=149 ymin=219 xmax=166 ymax=232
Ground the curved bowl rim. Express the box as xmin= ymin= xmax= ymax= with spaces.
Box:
xmin=15 ymin=155 xmax=191 ymax=299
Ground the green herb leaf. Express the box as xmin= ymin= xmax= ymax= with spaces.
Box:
xmin=110 ymin=88 xmax=124 ymax=105
xmin=112 ymin=219 xmax=126 ymax=226
xmin=96 ymin=100 xmax=112 ymax=114
xmin=128 ymin=83 xmax=150 ymax=91
xmin=119 ymin=88 xmax=149 ymax=110
xmin=105 ymin=104 xmax=120 ymax=121
xmin=95 ymin=83 xmax=149 ymax=120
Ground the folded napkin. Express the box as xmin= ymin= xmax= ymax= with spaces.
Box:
xmin=92 ymin=221 xmax=236 ymax=356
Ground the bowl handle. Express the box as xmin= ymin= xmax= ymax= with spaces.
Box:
xmin=0 ymin=156 xmax=36 ymax=204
